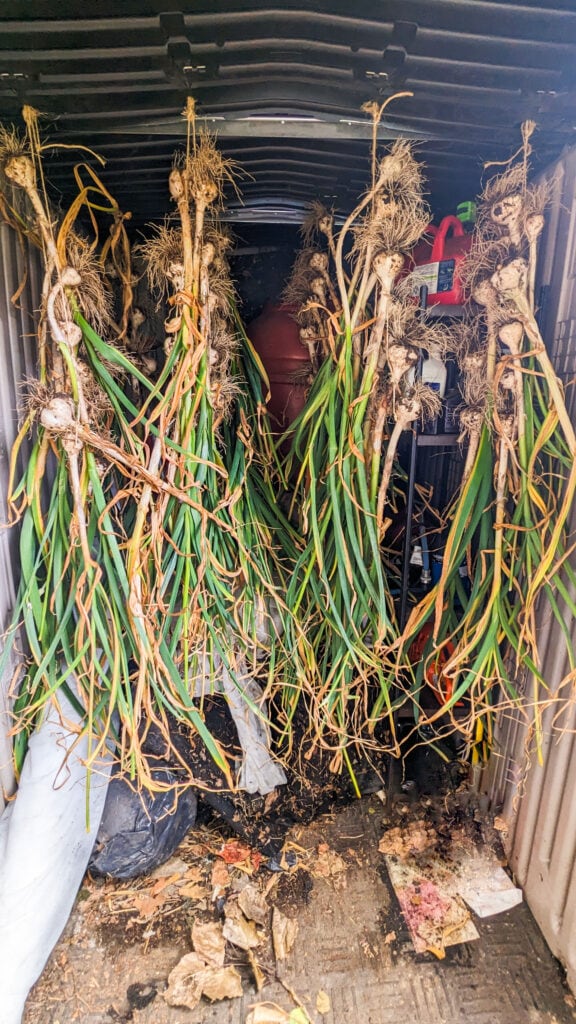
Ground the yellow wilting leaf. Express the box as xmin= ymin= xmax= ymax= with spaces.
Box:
xmin=151 ymin=874 xmax=179 ymax=896
xmin=245 ymin=1005 xmax=312 ymax=1024
xmin=289 ymin=1010 xmax=312 ymax=1023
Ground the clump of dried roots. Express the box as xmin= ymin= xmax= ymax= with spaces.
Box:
xmin=65 ymin=234 xmax=115 ymax=337
xmin=300 ymin=199 xmax=335 ymax=247
xmin=177 ymin=131 xmax=244 ymax=207
xmin=136 ymin=221 xmax=184 ymax=300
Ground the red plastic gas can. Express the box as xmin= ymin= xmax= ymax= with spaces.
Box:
xmin=410 ymin=216 xmax=471 ymax=306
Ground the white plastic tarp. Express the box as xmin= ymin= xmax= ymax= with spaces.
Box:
xmin=0 ymin=690 xmax=112 ymax=1024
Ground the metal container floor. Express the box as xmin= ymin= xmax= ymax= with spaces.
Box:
xmin=23 ymin=794 xmax=576 ymax=1024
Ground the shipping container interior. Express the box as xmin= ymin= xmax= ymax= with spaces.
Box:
xmin=1 ymin=2 xmax=576 ymax=1020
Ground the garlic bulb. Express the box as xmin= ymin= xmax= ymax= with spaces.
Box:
xmin=60 ymin=267 xmax=82 ymax=288
xmin=310 ymin=276 xmax=327 ymax=304
xmin=373 ymin=252 xmax=404 ymax=292
xmin=167 ymin=261 xmax=185 ymax=292
xmin=168 ymin=168 xmax=185 ymax=201
xmin=490 ymin=193 xmax=523 ymax=245
xmin=491 ymin=258 xmax=528 ymax=296
xmin=524 ymin=213 xmax=545 ymax=244
xmin=498 ymin=321 xmax=524 ymax=353
xmin=472 ymin=278 xmax=497 ymax=307
xmin=309 ymin=252 xmax=329 ymax=274
xmin=4 ymin=155 xmax=36 ymax=191
xmin=40 ymin=395 xmax=76 ymax=432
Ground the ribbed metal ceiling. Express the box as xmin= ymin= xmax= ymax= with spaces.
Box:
xmin=1 ymin=1 xmax=575 ymax=223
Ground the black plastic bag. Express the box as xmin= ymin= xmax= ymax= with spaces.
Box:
xmin=89 ymin=767 xmax=198 ymax=879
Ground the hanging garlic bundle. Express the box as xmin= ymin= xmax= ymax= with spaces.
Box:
xmin=1 ymin=101 xmax=294 ymax=793
xmin=278 ymin=95 xmax=455 ymax=776
xmin=117 ymin=99 xmax=295 ymax=793
xmin=282 ymin=245 xmax=337 ymax=373
xmin=397 ymin=122 xmax=576 ymax=761
xmin=0 ymin=108 xmax=172 ymax=778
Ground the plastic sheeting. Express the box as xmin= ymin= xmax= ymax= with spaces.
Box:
xmin=0 ymin=690 xmax=112 ymax=1024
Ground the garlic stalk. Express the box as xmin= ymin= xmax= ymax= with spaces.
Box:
xmin=376 ymin=391 xmax=422 ymax=538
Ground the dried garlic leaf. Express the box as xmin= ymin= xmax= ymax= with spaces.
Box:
xmin=211 ymin=858 xmax=230 ymax=895
xmin=164 ymin=952 xmax=205 ymax=1009
xmin=271 ymin=907 xmax=298 ymax=960
xmin=164 ymin=952 xmax=242 ymax=1008
xmin=248 ymin=949 xmax=266 ymax=991
xmin=316 ymin=989 xmax=331 ymax=1014
xmin=245 ymin=1003 xmax=290 ymax=1024
xmin=223 ymin=904 xmax=261 ymax=950
xmin=312 ymin=845 xmax=348 ymax=879
xmin=192 ymin=920 xmax=226 ymax=966
xmin=238 ymin=883 xmax=269 ymax=925
xmin=198 ymin=965 xmax=243 ymax=1002
xmin=179 ymin=882 xmax=206 ymax=900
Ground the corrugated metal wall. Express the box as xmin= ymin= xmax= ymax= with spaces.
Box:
xmin=485 ymin=145 xmax=576 ymax=991
xmin=0 ymin=224 xmax=41 ymax=812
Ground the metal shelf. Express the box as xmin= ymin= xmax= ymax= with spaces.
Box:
xmin=417 ymin=432 xmax=460 ymax=447
xmin=425 ymin=303 xmax=465 ymax=318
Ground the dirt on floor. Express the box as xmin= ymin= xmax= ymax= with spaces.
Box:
xmin=22 ymin=770 xmax=576 ymax=1024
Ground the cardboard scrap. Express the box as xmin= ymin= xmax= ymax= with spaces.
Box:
xmin=385 ymin=857 xmax=479 ymax=955
xmin=311 ymin=843 xmax=348 ymax=888
xmin=452 ymin=850 xmax=522 ymax=918
xmin=381 ymin=818 xmax=522 ymax=955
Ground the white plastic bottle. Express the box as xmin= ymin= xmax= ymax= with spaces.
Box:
xmin=420 ymin=345 xmax=447 ymax=398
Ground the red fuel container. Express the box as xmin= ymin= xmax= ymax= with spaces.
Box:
xmin=410 ymin=215 xmax=472 ymax=306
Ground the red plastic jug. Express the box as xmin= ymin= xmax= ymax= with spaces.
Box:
xmin=246 ymin=302 xmax=310 ymax=432
xmin=411 ymin=215 xmax=471 ymax=306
